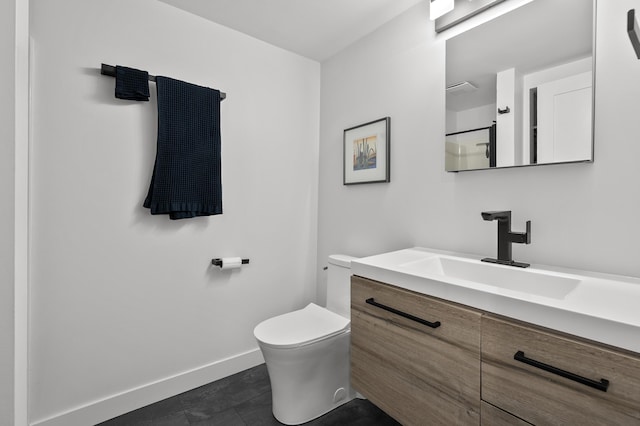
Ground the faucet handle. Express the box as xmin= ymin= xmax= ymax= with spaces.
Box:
xmin=509 ymin=220 xmax=531 ymax=244
xmin=481 ymin=210 xmax=511 ymax=221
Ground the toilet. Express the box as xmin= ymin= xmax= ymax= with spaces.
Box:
xmin=253 ymin=254 xmax=357 ymax=425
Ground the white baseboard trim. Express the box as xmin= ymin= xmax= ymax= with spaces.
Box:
xmin=31 ymin=348 xmax=265 ymax=426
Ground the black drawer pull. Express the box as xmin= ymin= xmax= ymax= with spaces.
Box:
xmin=365 ymin=298 xmax=441 ymax=329
xmin=514 ymin=351 xmax=609 ymax=392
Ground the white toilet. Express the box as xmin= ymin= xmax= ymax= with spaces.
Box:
xmin=253 ymin=254 xmax=357 ymax=425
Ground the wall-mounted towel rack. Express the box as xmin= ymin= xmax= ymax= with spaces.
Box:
xmin=100 ymin=63 xmax=227 ymax=100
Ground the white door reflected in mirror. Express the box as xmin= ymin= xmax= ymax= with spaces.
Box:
xmin=536 ymin=71 xmax=593 ymax=164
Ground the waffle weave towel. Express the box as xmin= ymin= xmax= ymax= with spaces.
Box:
xmin=115 ymin=65 xmax=150 ymax=101
xmin=143 ymin=76 xmax=222 ymax=219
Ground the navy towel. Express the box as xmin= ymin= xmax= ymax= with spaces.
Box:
xmin=143 ymin=76 xmax=222 ymax=219
xmin=115 ymin=65 xmax=150 ymax=101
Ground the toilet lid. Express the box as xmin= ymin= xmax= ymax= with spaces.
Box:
xmin=254 ymin=303 xmax=350 ymax=349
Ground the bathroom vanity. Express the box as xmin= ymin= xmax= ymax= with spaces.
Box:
xmin=351 ymin=276 xmax=481 ymax=425
xmin=350 ymin=248 xmax=640 ymax=425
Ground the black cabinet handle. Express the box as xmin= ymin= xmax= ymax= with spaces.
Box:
xmin=514 ymin=351 xmax=609 ymax=392
xmin=365 ymin=298 xmax=441 ymax=329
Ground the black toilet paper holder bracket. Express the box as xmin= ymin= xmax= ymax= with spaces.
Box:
xmin=211 ymin=258 xmax=250 ymax=267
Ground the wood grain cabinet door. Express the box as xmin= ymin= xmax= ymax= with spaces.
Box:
xmin=482 ymin=314 xmax=640 ymax=425
xmin=481 ymin=401 xmax=532 ymax=426
xmin=350 ymin=276 xmax=482 ymax=426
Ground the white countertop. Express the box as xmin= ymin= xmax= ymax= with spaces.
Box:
xmin=351 ymin=247 xmax=640 ymax=354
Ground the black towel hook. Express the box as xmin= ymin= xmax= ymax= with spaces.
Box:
xmin=629 ymin=10 xmax=640 ymax=59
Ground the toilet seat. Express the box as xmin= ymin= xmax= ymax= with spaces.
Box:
xmin=254 ymin=303 xmax=350 ymax=349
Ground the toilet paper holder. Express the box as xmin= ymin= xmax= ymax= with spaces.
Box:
xmin=211 ymin=258 xmax=250 ymax=267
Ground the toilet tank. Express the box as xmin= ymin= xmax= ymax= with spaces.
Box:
xmin=326 ymin=254 xmax=358 ymax=319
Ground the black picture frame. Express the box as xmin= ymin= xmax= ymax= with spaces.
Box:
xmin=343 ymin=117 xmax=390 ymax=185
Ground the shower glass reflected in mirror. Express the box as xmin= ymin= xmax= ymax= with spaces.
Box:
xmin=445 ymin=0 xmax=595 ymax=172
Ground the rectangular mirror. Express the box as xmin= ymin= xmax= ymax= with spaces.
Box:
xmin=445 ymin=0 xmax=595 ymax=172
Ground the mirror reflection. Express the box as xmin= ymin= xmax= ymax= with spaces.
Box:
xmin=445 ymin=0 xmax=594 ymax=172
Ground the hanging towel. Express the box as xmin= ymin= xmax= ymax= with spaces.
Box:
xmin=115 ymin=65 xmax=150 ymax=101
xmin=143 ymin=76 xmax=222 ymax=219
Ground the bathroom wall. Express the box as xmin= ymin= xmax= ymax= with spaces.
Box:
xmin=29 ymin=0 xmax=320 ymax=424
xmin=450 ymin=104 xmax=496 ymax=133
xmin=317 ymin=0 xmax=640 ymax=303
xmin=1 ymin=0 xmax=16 ymax=424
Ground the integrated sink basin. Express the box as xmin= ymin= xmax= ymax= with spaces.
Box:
xmin=351 ymin=247 xmax=640 ymax=354
xmin=399 ymin=255 xmax=580 ymax=299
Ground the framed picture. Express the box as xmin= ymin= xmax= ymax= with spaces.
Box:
xmin=343 ymin=117 xmax=390 ymax=185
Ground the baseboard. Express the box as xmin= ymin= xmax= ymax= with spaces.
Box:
xmin=31 ymin=348 xmax=265 ymax=426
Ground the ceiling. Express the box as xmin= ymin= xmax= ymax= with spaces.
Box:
xmin=157 ymin=0 xmax=425 ymax=62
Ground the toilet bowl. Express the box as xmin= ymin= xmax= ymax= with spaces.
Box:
xmin=253 ymin=254 xmax=357 ymax=425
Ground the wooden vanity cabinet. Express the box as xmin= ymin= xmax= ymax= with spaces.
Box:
xmin=350 ymin=276 xmax=482 ymax=426
xmin=480 ymin=401 xmax=532 ymax=426
xmin=351 ymin=276 xmax=640 ymax=425
xmin=482 ymin=314 xmax=640 ymax=425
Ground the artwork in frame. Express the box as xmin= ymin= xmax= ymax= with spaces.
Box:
xmin=343 ymin=117 xmax=390 ymax=185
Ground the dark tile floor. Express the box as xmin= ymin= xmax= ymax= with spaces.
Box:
xmin=98 ymin=364 xmax=400 ymax=425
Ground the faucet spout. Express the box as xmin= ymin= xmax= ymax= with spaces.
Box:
xmin=481 ymin=210 xmax=531 ymax=268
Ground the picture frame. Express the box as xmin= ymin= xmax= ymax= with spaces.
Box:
xmin=343 ymin=117 xmax=390 ymax=185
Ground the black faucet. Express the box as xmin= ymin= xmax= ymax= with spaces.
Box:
xmin=481 ymin=211 xmax=531 ymax=268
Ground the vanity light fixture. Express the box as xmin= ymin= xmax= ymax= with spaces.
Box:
xmin=430 ymin=0 xmax=454 ymax=21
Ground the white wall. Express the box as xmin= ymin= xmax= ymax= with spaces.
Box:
xmin=454 ymin=103 xmax=496 ymax=133
xmin=496 ymin=68 xmax=517 ymax=166
xmin=317 ymin=1 xmax=640 ymax=303
xmin=29 ymin=0 xmax=320 ymax=424
xmin=1 ymin=1 xmax=16 ymax=425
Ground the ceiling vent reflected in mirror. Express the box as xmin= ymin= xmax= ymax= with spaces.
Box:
xmin=446 ymin=81 xmax=478 ymax=94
